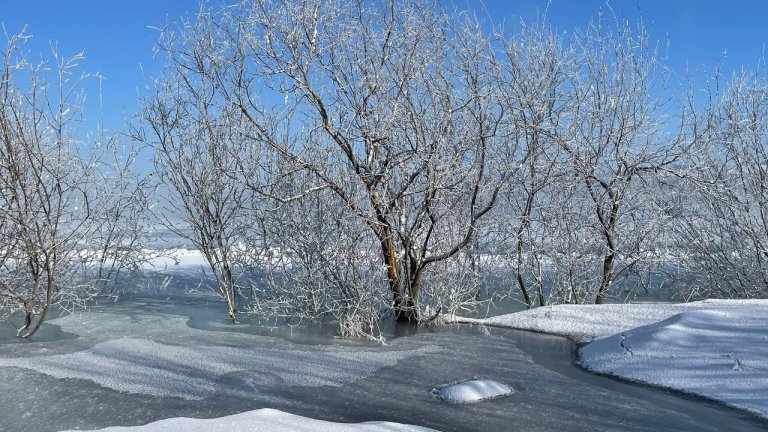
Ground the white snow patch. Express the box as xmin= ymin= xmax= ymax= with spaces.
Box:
xmin=580 ymin=306 xmax=768 ymax=417
xmin=433 ymin=379 xmax=512 ymax=403
xmin=58 ymin=408 xmax=437 ymax=432
xmin=456 ymin=299 xmax=768 ymax=418
xmin=0 ymin=338 xmax=440 ymax=399
xmin=456 ymin=299 xmax=768 ymax=343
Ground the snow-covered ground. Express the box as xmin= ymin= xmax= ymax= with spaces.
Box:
xmin=455 ymin=299 xmax=768 ymax=417
xmin=60 ymin=408 xmax=436 ymax=432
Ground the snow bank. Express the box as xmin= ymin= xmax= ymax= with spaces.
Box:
xmin=59 ymin=408 xmax=436 ymax=432
xmin=458 ymin=299 xmax=768 ymax=417
xmin=581 ymin=306 xmax=768 ymax=417
xmin=432 ymin=379 xmax=512 ymax=403
xmin=458 ymin=299 xmax=768 ymax=343
xmin=0 ymin=338 xmax=440 ymax=399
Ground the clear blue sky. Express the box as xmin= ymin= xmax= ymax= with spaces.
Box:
xmin=2 ymin=1 xmax=767 ymax=133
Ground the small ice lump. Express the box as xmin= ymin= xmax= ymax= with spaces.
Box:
xmin=433 ymin=379 xmax=513 ymax=403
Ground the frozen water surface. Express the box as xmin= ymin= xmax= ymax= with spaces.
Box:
xmin=0 ymin=338 xmax=439 ymax=399
xmin=1 ymin=293 xmax=768 ymax=432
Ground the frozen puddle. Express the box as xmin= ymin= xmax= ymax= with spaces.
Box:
xmin=0 ymin=337 xmax=440 ymax=399
xmin=60 ymin=408 xmax=437 ymax=432
xmin=432 ymin=379 xmax=512 ymax=403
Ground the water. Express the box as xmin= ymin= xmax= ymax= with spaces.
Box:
xmin=0 ymin=294 xmax=766 ymax=432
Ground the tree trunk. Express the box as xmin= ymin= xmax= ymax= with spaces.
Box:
xmin=17 ymin=271 xmax=55 ymax=339
xmin=517 ymin=272 xmax=533 ymax=309
xmin=394 ymin=295 xmax=418 ymax=322
xmin=595 ymin=250 xmax=615 ymax=304
xmin=374 ymin=217 xmax=420 ymax=323
xmin=515 ymin=234 xmax=533 ymax=309
xmin=226 ymin=296 xmax=237 ymax=323
xmin=595 ymin=201 xmax=620 ymax=305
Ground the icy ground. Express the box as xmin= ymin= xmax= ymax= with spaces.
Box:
xmin=456 ymin=299 xmax=768 ymax=417
xmin=2 ymin=247 xmax=768 ymax=431
xmin=5 ymin=297 xmax=766 ymax=431
xmin=61 ymin=408 xmax=436 ymax=432
xmin=0 ymin=338 xmax=439 ymax=399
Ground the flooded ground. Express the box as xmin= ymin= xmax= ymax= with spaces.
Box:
xmin=1 ymin=293 xmax=766 ymax=432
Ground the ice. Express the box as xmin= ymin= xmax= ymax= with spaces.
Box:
xmin=433 ymin=379 xmax=512 ymax=403
xmin=0 ymin=337 xmax=440 ymax=400
xmin=1 ymin=313 xmax=765 ymax=431
xmin=457 ymin=299 xmax=768 ymax=418
xmin=3 ymin=254 xmax=768 ymax=432
xmin=59 ymin=408 xmax=437 ymax=431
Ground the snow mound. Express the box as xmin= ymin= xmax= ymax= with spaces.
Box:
xmin=579 ymin=306 xmax=768 ymax=417
xmin=58 ymin=408 xmax=437 ymax=432
xmin=0 ymin=338 xmax=440 ymax=399
xmin=432 ymin=379 xmax=512 ymax=403
xmin=457 ymin=299 xmax=768 ymax=343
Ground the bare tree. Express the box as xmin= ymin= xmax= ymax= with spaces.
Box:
xmin=89 ymin=148 xmax=153 ymax=295
xmin=559 ymin=16 xmax=692 ymax=304
xmin=675 ymin=66 xmax=768 ymax=299
xmin=491 ymin=19 xmax=572 ymax=308
xmin=486 ymin=14 xmax=694 ymax=308
xmin=153 ymin=0 xmax=507 ymax=328
xmin=134 ymin=18 xmax=256 ymax=321
xmin=0 ymin=30 xmax=137 ymax=337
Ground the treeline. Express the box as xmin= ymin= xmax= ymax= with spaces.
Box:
xmin=1 ymin=1 xmax=767 ymax=338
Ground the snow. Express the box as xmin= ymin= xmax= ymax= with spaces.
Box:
xmin=432 ymin=379 xmax=512 ymax=403
xmin=458 ymin=299 xmax=768 ymax=343
xmin=581 ymin=307 xmax=768 ymax=417
xmin=457 ymin=299 xmax=768 ymax=417
xmin=0 ymin=337 xmax=439 ymax=400
xmin=59 ymin=408 xmax=437 ymax=432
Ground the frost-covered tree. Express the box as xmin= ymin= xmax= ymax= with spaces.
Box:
xmin=490 ymin=20 xmax=572 ymax=308
xmin=135 ymin=14 xmax=259 ymax=321
xmin=557 ymin=18 xmax=693 ymax=304
xmin=675 ymin=68 xmax=768 ymax=299
xmin=152 ymin=0 xmax=506 ymax=331
xmin=0 ymin=30 xmax=141 ymax=337
xmin=488 ymin=15 xmax=695 ymax=307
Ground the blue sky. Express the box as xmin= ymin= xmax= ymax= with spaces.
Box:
xmin=2 ymin=1 xmax=767 ymax=133
xmin=1 ymin=0 xmax=197 ymax=133
xmin=484 ymin=1 xmax=768 ymax=73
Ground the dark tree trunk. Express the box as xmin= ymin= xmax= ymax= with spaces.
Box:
xmin=394 ymin=295 xmax=418 ymax=322
xmin=595 ymin=251 xmax=615 ymax=304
